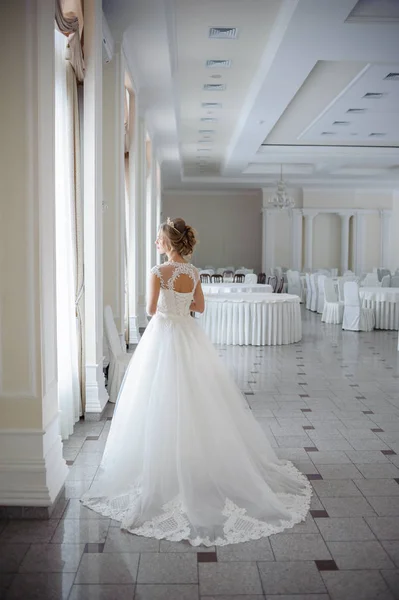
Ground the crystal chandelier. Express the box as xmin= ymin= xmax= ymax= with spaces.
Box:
xmin=268 ymin=164 xmax=295 ymax=209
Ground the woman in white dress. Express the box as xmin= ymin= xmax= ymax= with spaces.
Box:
xmin=82 ymin=217 xmax=311 ymax=546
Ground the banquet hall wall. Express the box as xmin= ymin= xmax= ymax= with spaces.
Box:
xmin=163 ymin=190 xmax=263 ymax=272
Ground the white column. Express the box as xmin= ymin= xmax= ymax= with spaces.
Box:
xmin=137 ymin=116 xmax=148 ymax=327
xmin=127 ymin=89 xmax=140 ymax=344
xmin=261 ymin=189 xmax=275 ymax=273
xmin=304 ymin=212 xmax=316 ymax=271
xmin=102 ymin=46 xmax=126 ymax=343
xmin=290 ymin=208 xmax=303 ymax=271
xmin=339 ymin=213 xmax=351 ymax=275
xmin=379 ymin=209 xmax=392 ymax=269
xmin=390 ymin=192 xmax=399 ymax=274
xmin=261 ymin=209 xmax=275 ymax=273
xmin=354 ymin=211 xmax=366 ymax=275
xmin=0 ymin=0 xmax=67 ymax=512
xmin=83 ymin=0 xmax=108 ymax=416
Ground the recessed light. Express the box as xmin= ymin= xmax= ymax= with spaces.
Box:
xmin=347 ymin=108 xmax=367 ymax=113
xmin=210 ymin=74 xmax=222 ymax=79
xmin=206 ymin=59 xmax=232 ymax=68
xmin=333 ymin=121 xmax=351 ymax=126
xmin=350 ymin=132 xmax=358 ymax=136
xmin=200 ymin=117 xmax=218 ymax=122
xmin=202 ymin=102 xmax=222 ymax=109
xmin=363 ymin=92 xmax=386 ymax=99
xmin=203 ymin=84 xmax=226 ymax=91
xmin=197 ymin=140 xmax=213 ymax=144
xmin=208 ymin=27 xmax=238 ymax=39
xmin=369 ymin=132 xmax=386 ymax=137
xmin=384 ymin=72 xmax=399 ymax=81
xmin=197 ymin=148 xmax=211 ymax=151
xmin=321 ymin=132 xmax=336 ymax=135
xmin=198 ymin=130 xmax=215 ymax=134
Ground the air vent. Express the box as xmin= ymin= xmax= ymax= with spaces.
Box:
xmin=369 ymin=132 xmax=386 ymax=137
xmin=203 ymin=84 xmax=226 ymax=91
xmin=198 ymin=130 xmax=215 ymax=134
xmin=384 ymin=72 xmax=399 ymax=81
xmin=197 ymin=140 xmax=213 ymax=144
xmin=347 ymin=108 xmax=366 ymax=113
xmin=363 ymin=92 xmax=385 ymax=99
xmin=206 ymin=59 xmax=231 ymax=68
xmin=333 ymin=121 xmax=351 ymax=126
xmin=321 ymin=132 xmax=336 ymax=135
xmin=201 ymin=102 xmax=222 ymax=109
xmin=197 ymin=148 xmax=211 ymax=152
xmin=200 ymin=117 xmax=218 ymax=122
xmin=209 ymin=27 xmax=238 ymax=39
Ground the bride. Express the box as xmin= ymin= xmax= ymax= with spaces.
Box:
xmin=82 ymin=217 xmax=311 ymax=546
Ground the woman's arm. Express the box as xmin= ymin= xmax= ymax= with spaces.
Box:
xmin=190 ymin=281 xmax=205 ymax=314
xmin=146 ymin=273 xmax=161 ymax=316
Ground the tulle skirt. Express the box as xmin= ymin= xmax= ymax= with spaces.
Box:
xmin=81 ymin=313 xmax=311 ymax=546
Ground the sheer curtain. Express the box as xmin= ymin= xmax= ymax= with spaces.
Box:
xmin=55 ymin=29 xmax=81 ymax=439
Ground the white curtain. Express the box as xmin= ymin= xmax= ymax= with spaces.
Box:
xmin=55 ymin=29 xmax=81 ymax=439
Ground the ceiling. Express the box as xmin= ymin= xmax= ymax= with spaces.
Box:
xmin=103 ymin=0 xmax=399 ymax=190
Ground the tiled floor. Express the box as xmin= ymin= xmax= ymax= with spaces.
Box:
xmin=1 ymin=309 xmax=399 ymax=599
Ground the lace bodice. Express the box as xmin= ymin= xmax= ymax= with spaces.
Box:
xmin=150 ymin=262 xmax=199 ymax=317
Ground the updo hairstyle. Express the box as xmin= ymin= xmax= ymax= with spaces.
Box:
xmin=159 ymin=217 xmax=197 ymax=257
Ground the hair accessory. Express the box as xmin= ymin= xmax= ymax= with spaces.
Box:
xmin=167 ymin=217 xmax=181 ymax=233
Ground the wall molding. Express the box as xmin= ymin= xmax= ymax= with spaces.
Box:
xmin=0 ymin=413 xmax=68 ymax=507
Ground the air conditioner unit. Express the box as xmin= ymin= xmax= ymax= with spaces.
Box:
xmin=102 ymin=13 xmax=114 ymax=64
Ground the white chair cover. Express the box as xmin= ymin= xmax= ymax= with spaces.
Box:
xmin=322 ymin=278 xmax=343 ymax=324
xmin=330 ymin=268 xmax=338 ymax=278
xmin=305 ymin=273 xmax=312 ymax=310
xmin=244 ymin=273 xmax=258 ymax=284
xmin=342 ymin=282 xmax=375 ymax=332
xmin=104 ymin=305 xmax=132 ymax=403
xmin=391 ymin=275 xmax=399 ymax=288
xmin=317 ymin=274 xmax=327 ymax=314
xmin=286 ymin=270 xmax=302 ymax=300
xmin=381 ymin=275 xmax=391 ymax=287
xmin=309 ymin=274 xmax=319 ymax=312
xmin=361 ymin=273 xmax=380 ymax=287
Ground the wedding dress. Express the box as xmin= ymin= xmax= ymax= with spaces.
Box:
xmin=81 ymin=261 xmax=311 ymax=546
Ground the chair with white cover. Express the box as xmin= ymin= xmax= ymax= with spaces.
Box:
xmin=309 ymin=274 xmax=319 ymax=312
xmin=244 ymin=273 xmax=258 ymax=284
xmin=330 ymin=268 xmax=338 ymax=277
xmin=361 ymin=272 xmax=380 ymax=287
xmin=104 ymin=305 xmax=132 ymax=403
xmin=317 ymin=274 xmax=327 ymax=314
xmin=391 ymin=275 xmax=399 ymax=287
xmin=381 ymin=274 xmax=391 ymax=287
xmin=287 ymin=270 xmax=302 ymax=300
xmin=305 ymin=273 xmax=312 ymax=310
xmin=322 ymin=278 xmax=343 ymax=324
xmin=378 ymin=268 xmax=391 ymax=282
xmin=344 ymin=270 xmax=355 ymax=276
xmin=342 ymin=282 xmax=375 ymax=332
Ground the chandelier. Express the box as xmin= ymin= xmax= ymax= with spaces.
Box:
xmin=268 ymin=164 xmax=295 ymax=209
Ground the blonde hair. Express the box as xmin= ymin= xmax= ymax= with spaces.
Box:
xmin=159 ymin=217 xmax=197 ymax=257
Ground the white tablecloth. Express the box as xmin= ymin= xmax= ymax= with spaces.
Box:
xmin=198 ymin=293 xmax=302 ymax=346
xmin=359 ymin=287 xmax=399 ymax=330
xmin=202 ymin=283 xmax=273 ymax=294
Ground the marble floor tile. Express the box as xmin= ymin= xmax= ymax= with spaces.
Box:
xmin=321 ymin=570 xmax=394 ymax=600
xmin=269 ymin=533 xmax=331 ymax=561
xmin=326 ymin=540 xmax=395 ymax=569
xmin=365 ymin=517 xmax=399 ymax=540
xmin=315 ymin=517 xmax=376 ymax=541
xmin=135 ymin=584 xmax=199 ymax=600
xmin=257 ymin=561 xmax=326 ymax=595
xmin=0 ymin=545 xmax=30 ymax=573
xmin=51 ymin=518 xmax=110 ymax=544
xmin=320 ymin=497 xmax=376 ymax=517
xmin=19 ymin=543 xmax=85 ymax=573
xmin=104 ymin=528 xmax=160 ymax=553
xmin=68 ymin=584 xmax=135 ymax=600
xmin=75 ymin=552 xmax=139 ymax=584
xmin=216 ymin=537 xmax=273 ymax=562
xmin=198 ymin=562 xmax=263 ymax=596
xmin=137 ymin=554 xmax=198 ymax=585
xmin=4 ymin=572 xmax=75 ymax=600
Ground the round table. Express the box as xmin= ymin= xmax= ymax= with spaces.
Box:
xmin=198 ymin=293 xmax=302 ymax=346
xmin=202 ymin=283 xmax=273 ymax=294
xmin=359 ymin=287 xmax=399 ymax=330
